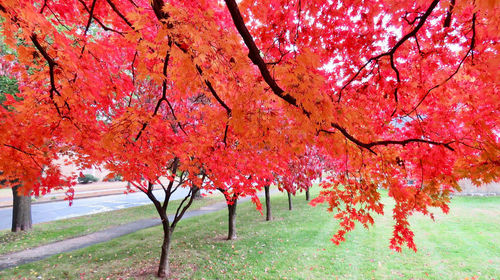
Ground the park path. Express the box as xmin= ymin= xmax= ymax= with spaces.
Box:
xmin=0 ymin=190 xmax=279 ymax=271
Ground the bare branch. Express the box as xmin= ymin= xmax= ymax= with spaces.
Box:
xmin=170 ymin=171 xmax=185 ymax=194
xmin=138 ymin=181 xmax=161 ymax=209
xmin=161 ymin=158 xmax=179 ymax=211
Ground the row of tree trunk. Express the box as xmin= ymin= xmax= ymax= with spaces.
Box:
xmin=9 ymin=182 xmax=311 ymax=279
xmin=224 ymin=185 xmax=311 ymax=241
xmin=10 ymin=182 xmax=312 ymax=235
xmin=264 ymin=185 xmax=312 ymax=222
xmin=9 ymin=182 xmax=206 ymax=233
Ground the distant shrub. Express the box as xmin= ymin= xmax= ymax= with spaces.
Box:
xmin=105 ymin=174 xmax=123 ymax=182
xmin=77 ymin=174 xmax=99 ymax=184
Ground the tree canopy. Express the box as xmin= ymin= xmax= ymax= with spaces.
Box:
xmin=0 ymin=0 xmax=498 ymax=251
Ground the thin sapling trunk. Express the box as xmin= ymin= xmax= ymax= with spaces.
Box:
xmin=227 ymin=199 xmax=237 ymax=240
xmin=287 ymin=191 xmax=293 ymax=211
xmin=219 ymin=188 xmax=239 ymax=240
xmin=139 ymin=162 xmax=199 ymax=278
xmin=265 ymin=185 xmax=271 ymax=221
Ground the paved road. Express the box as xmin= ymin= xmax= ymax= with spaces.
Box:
xmin=0 ymin=188 xmax=191 ymax=230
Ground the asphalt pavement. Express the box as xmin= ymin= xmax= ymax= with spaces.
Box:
xmin=0 ymin=188 xmax=191 ymax=230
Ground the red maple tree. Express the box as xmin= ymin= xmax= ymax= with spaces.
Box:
xmin=0 ymin=0 xmax=498 ymax=277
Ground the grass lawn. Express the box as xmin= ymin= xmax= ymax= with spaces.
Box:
xmin=0 ymin=196 xmax=223 ymax=255
xmin=1 ymin=190 xmax=499 ymax=279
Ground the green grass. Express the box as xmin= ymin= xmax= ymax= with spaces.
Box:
xmin=1 ymin=191 xmax=499 ymax=279
xmin=0 ymin=196 xmax=222 ymax=255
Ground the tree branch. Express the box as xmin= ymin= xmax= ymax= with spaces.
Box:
xmin=78 ymin=0 xmax=123 ymax=35
xmin=322 ymin=124 xmax=454 ymax=155
xmin=225 ymin=0 xmax=454 ymax=154
xmin=30 ymin=34 xmax=70 ymax=118
xmin=443 ymin=0 xmax=456 ymax=28
xmin=105 ymin=0 xmax=133 ymax=28
xmin=3 ymin=144 xmax=46 ymax=172
xmin=151 ymin=0 xmax=169 ymax=20
xmin=405 ymin=13 xmax=476 ymax=116
xmin=224 ymin=0 xmax=310 ymax=116
xmin=84 ymin=0 xmax=98 ymax=34
xmin=140 ymin=181 xmax=169 ymax=225
xmin=149 ymin=1 xmax=231 ymax=144
xmin=3 ymin=144 xmax=36 ymax=156
xmin=135 ymin=41 xmax=186 ymax=141
xmin=171 ymin=187 xmax=197 ymax=230
xmin=171 ymin=42 xmax=232 ymax=117
xmin=162 ymin=157 xmax=179 ymax=212
xmin=338 ymin=0 xmax=440 ymax=102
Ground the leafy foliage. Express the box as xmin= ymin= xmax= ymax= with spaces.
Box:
xmin=0 ymin=0 xmax=498 ymax=257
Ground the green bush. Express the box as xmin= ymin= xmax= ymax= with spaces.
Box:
xmin=77 ymin=174 xmax=99 ymax=184
xmin=105 ymin=174 xmax=123 ymax=182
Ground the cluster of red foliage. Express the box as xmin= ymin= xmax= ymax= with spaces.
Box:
xmin=0 ymin=0 xmax=498 ymax=276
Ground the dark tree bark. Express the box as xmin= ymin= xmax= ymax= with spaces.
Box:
xmin=11 ymin=184 xmax=32 ymax=232
xmin=157 ymin=214 xmax=172 ymax=278
xmin=218 ymin=188 xmax=239 ymax=240
xmin=305 ymin=187 xmax=310 ymax=201
xmin=192 ymin=187 xmax=202 ymax=199
xmin=287 ymin=191 xmax=293 ymax=211
xmin=150 ymin=183 xmax=196 ymax=278
xmin=227 ymin=199 xmax=237 ymax=240
xmin=139 ymin=161 xmax=199 ymax=278
xmin=264 ymin=185 xmax=271 ymax=221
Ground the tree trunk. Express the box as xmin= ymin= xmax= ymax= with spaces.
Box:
xmin=265 ymin=185 xmax=271 ymax=221
xmin=305 ymin=188 xmax=310 ymax=201
xmin=287 ymin=191 xmax=293 ymax=211
xmin=157 ymin=222 xmax=172 ymax=278
xmin=11 ymin=184 xmax=32 ymax=232
xmin=227 ymin=200 xmax=237 ymax=240
xmin=192 ymin=187 xmax=202 ymax=200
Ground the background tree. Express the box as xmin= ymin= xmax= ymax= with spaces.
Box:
xmin=264 ymin=184 xmax=272 ymax=221
xmin=277 ymin=146 xmax=325 ymax=210
xmin=206 ymin=148 xmax=282 ymax=240
xmin=0 ymin=50 xmax=33 ymax=232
